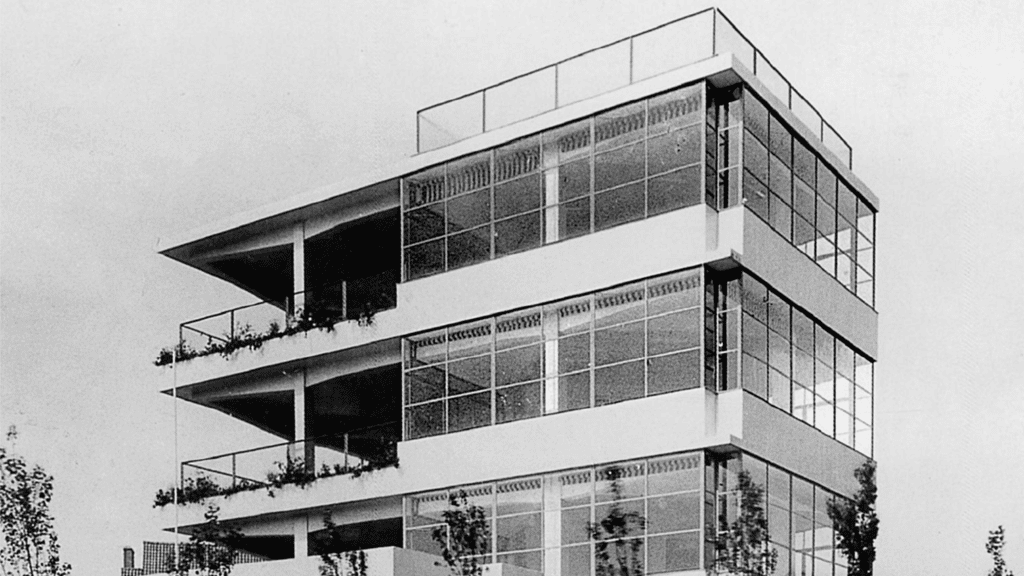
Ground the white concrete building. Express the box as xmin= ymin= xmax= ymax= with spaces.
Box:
xmin=154 ymin=9 xmax=877 ymax=576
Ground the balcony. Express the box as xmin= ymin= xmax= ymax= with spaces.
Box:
xmin=157 ymin=271 xmax=398 ymax=367
xmin=416 ymin=8 xmax=853 ymax=170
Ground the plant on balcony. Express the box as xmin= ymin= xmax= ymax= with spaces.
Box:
xmin=588 ymin=465 xmax=646 ymax=576
xmin=986 ymin=526 xmax=1014 ymax=576
xmin=266 ymin=455 xmax=318 ymax=493
xmin=431 ymin=489 xmax=490 ymax=576
xmin=155 ymin=339 xmax=198 ymax=366
xmin=165 ymin=504 xmax=242 ymax=576
xmin=715 ymin=470 xmax=777 ymax=576
xmin=317 ymin=514 xmax=369 ymax=576
xmin=153 ymin=475 xmax=260 ymax=508
xmin=827 ymin=460 xmax=878 ymax=576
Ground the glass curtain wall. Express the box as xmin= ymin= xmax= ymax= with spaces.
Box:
xmin=403 ymin=82 xmax=706 ymax=282
xmin=403 ymin=268 xmax=705 ymax=440
xmin=708 ymin=271 xmax=874 ymax=456
xmin=710 ymin=452 xmax=850 ymax=576
xmin=405 ymin=452 xmax=706 ymax=575
xmin=707 ymin=86 xmax=876 ymax=307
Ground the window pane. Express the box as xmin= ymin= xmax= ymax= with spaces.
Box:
xmin=447 ymin=188 xmax=491 ymax=233
xmin=449 ymin=355 xmax=491 ymax=395
xmin=497 ymin=477 xmax=542 ymax=515
xmin=595 ymin=283 xmax=645 ymax=328
xmin=450 ymin=321 xmax=492 ymax=359
xmin=770 ymin=193 xmax=793 ymax=241
xmin=595 ymin=320 xmax=645 ymax=365
xmin=496 ymin=309 xmax=542 ymax=350
xmin=406 ymin=239 xmax=445 ymax=280
xmin=648 ymin=492 xmax=700 ymax=533
xmin=743 ymin=171 xmax=769 ymax=220
xmin=561 ymin=507 xmax=591 ymax=544
xmin=406 ymin=526 xmax=441 ymax=554
xmin=558 ymin=334 xmax=591 ymax=374
xmin=556 ymin=158 xmax=591 ymax=202
xmin=495 ymin=211 xmax=541 ymax=256
xmin=595 ymin=182 xmax=645 ymax=230
xmin=838 ymin=182 xmax=857 ymax=224
xmin=446 ymin=153 xmax=491 ymax=197
xmin=405 ymin=202 xmax=446 ymax=244
xmin=556 ymin=296 xmax=593 ymax=335
xmin=793 ymin=140 xmax=815 ymax=187
xmin=769 ymin=331 xmax=791 ymax=375
xmin=594 ymin=360 xmax=644 ymax=406
xmin=595 ymin=141 xmax=644 ymax=191
xmin=770 ymin=154 xmax=792 ymax=205
xmin=816 ymin=164 xmax=837 ymax=207
xmin=769 ymin=115 xmax=792 ymax=165
xmin=648 ymin=349 xmax=701 ymax=395
xmin=494 ymin=174 xmax=542 ymax=219
xmin=560 ymin=469 xmax=593 ymax=508
xmin=648 ymin=124 xmax=701 ymax=175
xmin=497 ymin=551 xmax=542 ymax=572
xmin=815 ymin=326 xmax=834 ymax=365
xmin=545 ymin=118 xmax=592 ymax=164
xmin=649 ymin=269 xmax=702 ymax=314
xmin=649 ymin=84 xmax=703 ymax=133
xmin=793 ymin=177 xmax=816 ymax=223
xmin=649 ymin=454 xmax=701 ymax=495
xmin=496 ymin=381 xmax=542 ymax=423
xmin=743 ymin=92 xmax=769 ymax=145
xmin=744 ymin=130 xmax=769 ymax=185
xmin=558 ymin=372 xmax=591 ymax=412
xmin=406 ymin=329 xmax=447 ymax=368
xmin=406 ymin=365 xmax=447 ymax=404
xmin=495 ymin=136 xmax=541 ymax=183
xmin=406 ymin=401 xmax=444 ymax=439
xmin=648 ymin=532 xmax=699 ymax=574
xmin=648 ymin=309 xmax=700 ymax=355
xmin=743 ymin=353 xmax=768 ymax=399
xmin=559 ymin=197 xmax=590 ymax=239
xmin=595 ymin=101 xmax=646 ymax=151
xmin=648 ymin=165 xmax=702 ymax=216
xmin=769 ymin=368 xmax=792 ymax=412
xmin=495 ymin=513 xmax=542 ymax=552
xmin=742 ymin=314 xmax=767 ymax=361
xmin=496 ymin=344 xmax=542 ymax=386
xmin=447 ymin=226 xmax=491 ymax=271
xmin=405 ymin=165 xmax=446 ymax=208
xmin=561 ymin=544 xmax=591 ymax=576
xmin=449 ymin=391 xmax=492 ymax=432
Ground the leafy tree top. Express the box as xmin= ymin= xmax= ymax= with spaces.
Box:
xmin=716 ymin=469 xmax=777 ymax=576
xmin=0 ymin=427 xmax=72 ymax=576
xmin=827 ymin=460 xmax=878 ymax=576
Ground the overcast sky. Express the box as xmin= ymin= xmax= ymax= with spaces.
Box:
xmin=2 ymin=1 xmax=1023 ymax=575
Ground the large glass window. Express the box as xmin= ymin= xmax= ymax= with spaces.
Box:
xmin=708 ymin=271 xmax=874 ymax=457
xmin=725 ymin=88 xmax=876 ymax=307
xmin=403 ymin=268 xmax=705 ymax=440
xmin=405 ymin=452 xmax=705 ymax=575
xmin=404 ymin=82 xmax=706 ymax=282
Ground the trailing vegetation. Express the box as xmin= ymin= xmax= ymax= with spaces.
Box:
xmin=153 ymin=449 xmax=399 ymax=508
xmin=165 ymin=505 xmax=242 ymax=576
xmin=154 ymin=305 xmax=345 ymax=367
xmin=986 ymin=525 xmax=1014 ymax=576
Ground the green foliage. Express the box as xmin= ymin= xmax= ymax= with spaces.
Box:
xmin=165 ymin=505 xmax=242 ymax=576
xmin=587 ymin=466 xmax=646 ymax=576
xmin=317 ymin=514 xmax=369 ymax=576
xmin=827 ymin=460 xmax=878 ymax=576
xmin=716 ymin=469 xmax=777 ymax=576
xmin=155 ymin=340 xmax=196 ymax=366
xmin=431 ymin=490 xmax=490 ymax=576
xmin=154 ymin=450 xmax=400 ymax=507
xmin=986 ymin=526 xmax=1014 ymax=576
xmin=0 ymin=428 xmax=72 ymax=576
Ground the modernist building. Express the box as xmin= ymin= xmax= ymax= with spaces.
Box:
xmin=154 ymin=9 xmax=877 ymax=576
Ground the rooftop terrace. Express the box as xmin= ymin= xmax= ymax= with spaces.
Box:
xmin=416 ymin=8 xmax=854 ymax=169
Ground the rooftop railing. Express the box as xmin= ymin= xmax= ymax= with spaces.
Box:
xmin=156 ymin=270 xmax=398 ymax=366
xmin=416 ymin=8 xmax=852 ymax=169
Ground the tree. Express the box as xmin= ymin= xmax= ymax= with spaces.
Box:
xmin=166 ymin=505 xmax=242 ymax=576
xmin=588 ymin=466 xmax=646 ymax=576
xmin=0 ymin=427 xmax=72 ymax=576
xmin=986 ymin=526 xmax=1014 ymax=576
xmin=317 ymin=514 xmax=368 ymax=576
xmin=431 ymin=490 xmax=490 ymax=576
xmin=827 ymin=460 xmax=878 ymax=576
xmin=716 ymin=469 xmax=777 ymax=576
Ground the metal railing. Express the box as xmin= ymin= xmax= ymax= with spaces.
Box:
xmin=416 ymin=8 xmax=853 ymax=169
xmin=175 ymin=270 xmax=398 ymax=361
xmin=180 ymin=420 xmax=401 ymax=489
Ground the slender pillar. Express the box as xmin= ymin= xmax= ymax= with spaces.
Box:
xmin=293 ymin=513 xmax=309 ymax=559
xmin=292 ymin=223 xmax=306 ymax=313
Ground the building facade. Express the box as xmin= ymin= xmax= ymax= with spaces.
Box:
xmin=155 ymin=9 xmax=877 ymax=576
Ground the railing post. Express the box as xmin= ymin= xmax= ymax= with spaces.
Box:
xmin=341 ymin=281 xmax=348 ymax=321
xmin=230 ymin=310 xmax=235 ymax=341
xmin=231 ymin=454 xmax=237 ymax=489
xmin=344 ymin=433 xmax=349 ymax=470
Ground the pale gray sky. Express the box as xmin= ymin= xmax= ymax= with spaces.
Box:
xmin=2 ymin=1 xmax=1023 ymax=575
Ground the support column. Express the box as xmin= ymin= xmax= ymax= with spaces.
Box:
xmin=293 ymin=513 xmax=309 ymax=559
xmin=290 ymin=370 xmax=314 ymax=470
xmin=292 ymin=223 xmax=306 ymax=314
